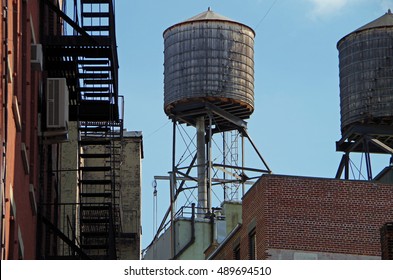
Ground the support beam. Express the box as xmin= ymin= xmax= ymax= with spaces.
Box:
xmin=42 ymin=0 xmax=97 ymax=43
xmin=205 ymin=103 xmax=247 ymax=129
xmin=369 ymin=138 xmax=393 ymax=154
xmin=240 ymin=128 xmax=272 ymax=173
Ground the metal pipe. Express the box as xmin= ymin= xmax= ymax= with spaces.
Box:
xmin=196 ymin=116 xmax=207 ymax=212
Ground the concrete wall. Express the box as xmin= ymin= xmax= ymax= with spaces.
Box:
xmin=144 ymin=201 xmax=243 ymax=260
xmin=117 ymin=132 xmax=143 ymax=259
xmin=209 ymin=174 xmax=393 ymax=260
xmin=119 ymin=132 xmax=142 ymax=235
xmin=59 ymin=122 xmax=79 ymax=204
xmin=222 ymin=201 xmax=242 ymax=234
xmin=143 ymin=226 xmax=172 ymax=260
xmin=57 ymin=122 xmax=79 ymax=255
xmin=175 ymin=218 xmax=212 ymax=260
xmin=143 ymin=218 xmax=213 ymax=260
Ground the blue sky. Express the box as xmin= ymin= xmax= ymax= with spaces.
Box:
xmin=114 ymin=0 xmax=393 ymax=249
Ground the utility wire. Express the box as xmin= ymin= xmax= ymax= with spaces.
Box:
xmin=255 ymin=0 xmax=279 ymax=30
xmin=145 ymin=120 xmax=170 ymax=139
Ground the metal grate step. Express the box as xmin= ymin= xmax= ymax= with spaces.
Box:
xmin=79 ymin=139 xmax=111 ymax=145
xmin=78 ymin=86 xmax=110 ymax=92
xmin=82 ymin=12 xmax=110 ymax=18
xmin=81 ymin=244 xmax=108 ymax=250
xmin=82 ymin=0 xmax=110 ymax=3
xmin=83 ymin=93 xmax=112 ymax=98
xmin=77 ymin=59 xmax=109 ymax=65
xmin=81 ymin=205 xmax=110 ymax=211
xmin=78 ymin=73 xmax=109 ymax=79
xmin=80 ymin=127 xmax=111 ymax=132
xmin=80 ymin=192 xmax=112 ymax=198
xmin=81 ymin=218 xmax=110 ymax=223
xmin=80 ymin=180 xmax=112 ymax=185
xmin=84 ymin=79 xmax=113 ymax=85
xmin=80 ymin=166 xmax=111 ymax=172
xmin=83 ymin=26 xmax=110 ymax=32
xmin=82 ymin=66 xmax=111 ymax=72
xmin=81 ymin=232 xmax=108 ymax=237
xmin=80 ymin=153 xmax=111 ymax=159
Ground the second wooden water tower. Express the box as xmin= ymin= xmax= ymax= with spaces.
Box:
xmin=336 ymin=10 xmax=393 ymax=180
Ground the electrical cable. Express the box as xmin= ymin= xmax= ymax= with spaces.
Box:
xmin=255 ymin=0 xmax=279 ymax=30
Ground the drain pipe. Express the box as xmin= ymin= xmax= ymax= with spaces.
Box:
xmin=1 ymin=0 xmax=9 ymax=260
xmin=173 ymin=203 xmax=195 ymax=259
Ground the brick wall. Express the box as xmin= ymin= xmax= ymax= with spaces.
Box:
xmin=1 ymin=0 xmax=43 ymax=260
xmin=209 ymin=174 xmax=393 ymax=259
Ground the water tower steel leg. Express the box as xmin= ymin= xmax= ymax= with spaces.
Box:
xmin=196 ymin=116 xmax=207 ymax=212
xmin=363 ymin=138 xmax=372 ymax=180
xmin=170 ymin=119 xmax=177 ymax=259
xmin=207 ymin=114 xmax=213 ymax=211
xmin=345 ymin=153 xmax=350 ymax=180
xmin=223 ymin=132 xmax=227 ymax=201
xmin=336 ymin=153 xmax=350 ymax=179
xmin=242 ymin=133 xmax=245 ymax=197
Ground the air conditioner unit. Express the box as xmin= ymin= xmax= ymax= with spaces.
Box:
xmin=31 ymin=44 xmax=43 ymax=70
xmin=46 ymin=78 xmax=69 ymax=129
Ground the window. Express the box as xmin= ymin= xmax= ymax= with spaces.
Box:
xmin=233 ymin=245 xmax=240 ymax=260
xmin=249 ymin=229 xmax=256 ymax=260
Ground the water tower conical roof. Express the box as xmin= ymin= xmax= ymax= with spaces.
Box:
xmin=164 ymin=8 xmax=255 ymax=35
xmin=355 ymin=9 xmax=393 ymax=32
xmin=338 ymin=10 xmax=393 ymax=48
xmin=182 ymin=8 xmax=233 ymax=22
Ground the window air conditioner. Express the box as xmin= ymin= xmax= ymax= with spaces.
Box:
xmin=46 ymin=78 xmax=69 ymax=129
xmin=31 ymin=44 xmax=43 ymax=70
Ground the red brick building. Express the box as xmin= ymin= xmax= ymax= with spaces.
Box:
xmin=0 ymin=0 xmax=47 ymax=260
xmin=207 ymin=175 xmax=393 ymax=260
xmin=1 ymin=1 xmax=141 ymax=260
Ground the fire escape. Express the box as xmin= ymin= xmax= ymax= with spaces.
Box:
xmin=41 ymin=0 xmax=123 ymax=259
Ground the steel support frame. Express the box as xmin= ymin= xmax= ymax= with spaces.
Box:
xmin=335 ymin=125 xmax=393 ymax=180
xmin=145 ymin=102 xmax=272 ymax=255
xmin=168 ymin=104 xmax=271 ymax=204
xmin=161 ymin=102 xmax=272 ymax=256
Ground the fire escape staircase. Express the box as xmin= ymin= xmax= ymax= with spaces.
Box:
xmin=78 ymin=122 xmax=122 ymax=259
xmin=42 ymin=0 xmax=123 ymax=259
